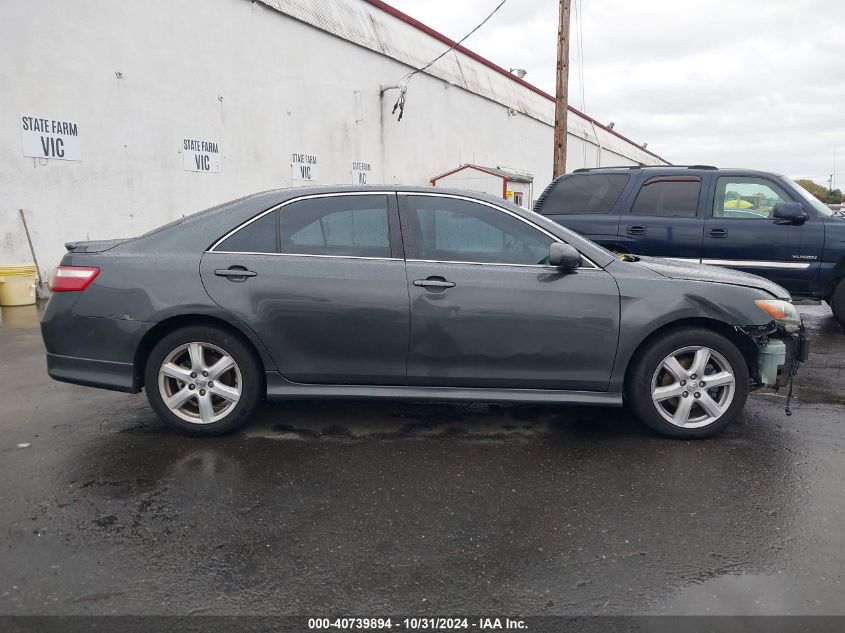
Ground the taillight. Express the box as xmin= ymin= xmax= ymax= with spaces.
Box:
xmin=50 ymin=266 xmax=100 ymax=292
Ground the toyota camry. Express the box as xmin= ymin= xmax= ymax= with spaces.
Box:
xmin=41 ymin=186 xmax=808 ymax=438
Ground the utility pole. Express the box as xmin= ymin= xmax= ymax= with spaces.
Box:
xmin=553 ymin=0 xmax=571 ymax=178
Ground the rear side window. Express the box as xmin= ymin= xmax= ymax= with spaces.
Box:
xmin=216 ymin=210 xmax=278 ymax=253
xmin=280 ymin=195 xmax=391 ymax=258
xmin=630 ymin=176 xmax=701 ymax=218
xmin=537 ymin=173 xmax=630 ymax=215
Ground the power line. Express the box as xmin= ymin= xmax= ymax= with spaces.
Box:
xmin=574 ymin=0 xmax=586 ymax=112
xmin=573 ymin=0 xmax=586 ymax=164
xmin=391 ymin=0 xmax=510 ymax=121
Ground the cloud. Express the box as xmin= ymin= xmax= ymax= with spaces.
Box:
xmin=388 ymin=0 xmax=845 ymax=186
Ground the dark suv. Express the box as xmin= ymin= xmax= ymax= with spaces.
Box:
xmin=534 ymin=166 xmax=845 ymax=325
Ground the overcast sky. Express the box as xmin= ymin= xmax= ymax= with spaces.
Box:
xmin=389 ymin=0 xmax=845 ymax=188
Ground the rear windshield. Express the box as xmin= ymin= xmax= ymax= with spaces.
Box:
xmin=536 ymin=173 xmax=630 ymax=215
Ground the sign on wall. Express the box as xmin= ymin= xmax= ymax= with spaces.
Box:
xmin=352 ymin=161 xmax=371 ymax=185
xmin=292 ymin=153 xmax=318 ymax=181
xmin=21 ymin=115 xmax=81 ymax=161
xmin=183 ymin=139 xmax=220 ymax=172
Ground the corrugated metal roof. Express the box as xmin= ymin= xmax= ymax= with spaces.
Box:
xmin=255 ymin=0 xmax=668 ymax=165
xmin=431 ymin=164 xmax=534 ymax=183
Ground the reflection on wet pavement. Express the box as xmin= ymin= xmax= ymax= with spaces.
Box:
xmin=658 ymin=572 xmax=843 ymax=615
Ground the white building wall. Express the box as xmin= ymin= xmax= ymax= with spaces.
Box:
xmin=0 ymin=0 xmax=667 ymax=276
xmin=505 ymin=180 xmax=532 ymax=209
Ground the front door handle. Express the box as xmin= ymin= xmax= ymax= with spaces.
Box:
xmin=413 ymin=277 xmax=456 ymax=289
xmin=214 ymin=266 xmax=257 ymax=280
xmin=627 ymin=225 xmax=646 ymax=235
xmin=706 ymin=228 xmax=728 ymax=238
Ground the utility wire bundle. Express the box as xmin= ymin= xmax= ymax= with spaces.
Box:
xmin=391 ymin=0 xmax=508 ymax=121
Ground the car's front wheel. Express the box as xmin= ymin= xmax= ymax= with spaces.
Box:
xmin=627 ymin=327 xmax=749 ymax=438
xmin=144 ymin=325 xmax=263 ymax=435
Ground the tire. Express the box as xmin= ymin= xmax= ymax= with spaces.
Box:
xmin=626 ymin=327 xmax=750 ymax=439
xmin=830 ymin=281 xmax=845 ymax=327
xmin=144 ymin=325 xmax=263 ymax=436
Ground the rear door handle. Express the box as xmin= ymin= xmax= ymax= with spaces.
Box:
xmin=627 ymin=225 xmax=646 ymax=235
xmin=413 ymin=278 xmax=456 ymax=289
xmin=706 ymin=228 xmax=728 ymax=238
xmin=215 ymin=266 xmax=257 ymax=280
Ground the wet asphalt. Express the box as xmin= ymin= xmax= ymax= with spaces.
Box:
xmin=0 ymin=303 xmax=843 ymax=616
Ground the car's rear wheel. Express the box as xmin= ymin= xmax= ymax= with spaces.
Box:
xmin=830 ymin=280 xmax=845 ymax=327
xmin=144 ymin=325 xmax=263 ymax=435
xmin=627 ymin=327 xmax=749 ymax=438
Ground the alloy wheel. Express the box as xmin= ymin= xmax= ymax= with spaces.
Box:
xmin=650 ymin=345 xmax=736 ymax=429
xmin=157 ymin=342 xmax=242 ymax=424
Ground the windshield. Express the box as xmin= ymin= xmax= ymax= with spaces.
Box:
xmin=783 ymin=176 xmax=835 ymax=217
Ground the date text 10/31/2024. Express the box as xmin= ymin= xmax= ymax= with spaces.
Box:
xmin=308 ymin=618 xmax=527 ymax=630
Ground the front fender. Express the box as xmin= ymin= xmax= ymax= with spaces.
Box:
xmin=608 ymin=268 xmax=775 ymax=393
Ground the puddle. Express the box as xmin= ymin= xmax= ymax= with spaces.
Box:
xmin=656 ymin=573 xmax=845 ymax=615
xmin=247 ymin=417 xmax=549 ymax=441
xmin=242 ymin=401 xmax=559 ymax=441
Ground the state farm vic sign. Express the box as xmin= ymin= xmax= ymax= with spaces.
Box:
xmin=183 ymin=138 xmax=221 ymax=172
xmin=21 ymin=115 xmax=81 ymax=161
xmin=291 ymin=153 xmax=318 ymax=181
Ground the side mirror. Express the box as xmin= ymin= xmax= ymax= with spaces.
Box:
xmin=773 ymin=201 xmax=808 ymax=223
xmin=549 ymin=242 xmax=582 ymax=270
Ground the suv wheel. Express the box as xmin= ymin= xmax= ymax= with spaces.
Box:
xmin=830 ymin=281 xmax=845 ymax=327
xmin=144 ymin=325 xmax=263 ymax=435
xmin=627 ymin=327 xmax=749 ymax=438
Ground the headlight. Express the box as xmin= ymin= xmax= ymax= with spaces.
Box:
xmin=754 ymin=299 xmax=801 ymax=326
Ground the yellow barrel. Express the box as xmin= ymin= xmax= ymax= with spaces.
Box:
xmin=0 ymin=264 xmax=38 ymax=306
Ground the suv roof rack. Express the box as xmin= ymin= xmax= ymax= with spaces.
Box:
xmin=572 ymin=164 xmax=718 ymax=173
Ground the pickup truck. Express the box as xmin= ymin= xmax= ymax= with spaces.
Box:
xmin=534 ymin=165 xmax=845 ymax=326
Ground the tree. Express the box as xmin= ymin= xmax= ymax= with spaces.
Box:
xmin=796 ymin=179 xmax=841 ymax=204
xmin=795 ymin=178 xmax=827 ymax=197
xmin=825 ymin=189 xmax=843 ymax=204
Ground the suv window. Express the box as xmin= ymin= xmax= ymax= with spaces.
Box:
xmin=631 ymin=176 xmax=701 ymax=217
xmin=714 ymin=177 xmax=790 ymax=219
xmin=539 ymin=173 xmax=629 ymax=215
xmin=216 ymin=210 xmax=279 ymax=253
xmin=404 ymin=196 xmax=554 ymax=265
xmin=281 ymin=195 xmax=391 ymax=258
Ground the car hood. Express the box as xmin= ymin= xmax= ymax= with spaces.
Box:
xmin=631 ymin=256 xmax=791 ymax=299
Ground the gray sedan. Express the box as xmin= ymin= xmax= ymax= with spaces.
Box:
xmin=41 ymin=186 xmax=807 ymax=438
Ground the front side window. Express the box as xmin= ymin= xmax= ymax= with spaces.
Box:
xmin=404 ymin=196 xmax=554 ymax=265
xmin=537 ymin=173 xmax=630 ymax=215
xmin=783 ymin=175 xmax=833 ymax=217
xmin=631 ymin=176 xmax=701 ymax=217
xmin=280 ymin=195 xmax=391 ymax=258
xmin=714 ymin=177 xmax=790 ymax=219
xmin=216 ymin=210 xmax=279 ymax=253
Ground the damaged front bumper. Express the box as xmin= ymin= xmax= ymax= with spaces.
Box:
xmin=739 ymin=322 xmax=809 ymax=390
